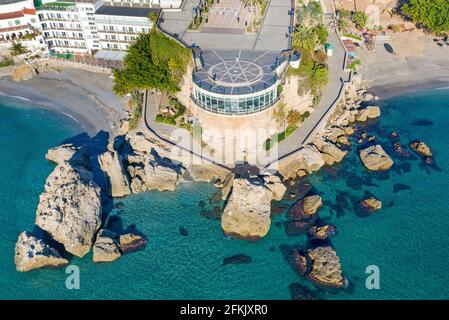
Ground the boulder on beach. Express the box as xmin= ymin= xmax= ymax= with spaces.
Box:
xmin=15 ymin=231 xmax=68 ymax=272
xmin=221 ymin=177 xmax=273 ymax=240
xmin=302 ymin=195 xmax=323 ymax=216
xmin=307 ymin=246 xmax=346 ymax=289
xmin=35 ymin=162 xmax=102 ymax=257
xmin=98 ymin=150 xmax=131 ymax=197
xmin=93 ymin=229 xmax=121 ymax=263
xmin=46 ymin=144 xmax=90 ymax=169
xmin=356 ymin=106 xmax=381 ymax=122
xmin=409 ymin=141 xmax=432 ymax=158
xmin=359 ymin=197 xmax=382 ymax=212
xmin=359 ymin=145 xmax=394 ymax=171
xmin=119 ymin=233 xmax=147 ymax=254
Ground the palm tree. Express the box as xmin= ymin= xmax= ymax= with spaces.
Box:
xmin=241 ymin=0 xmax=266 ymax=33
xmin=291 ymin=25 xmax=318 ymax=54
xmin=10 ymin=42 xmax=27 ymax=56
xmin=148 ymin=12 xmax=159 ymax=33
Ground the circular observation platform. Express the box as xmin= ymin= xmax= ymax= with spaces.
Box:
xmin=192 ymin=50 xmax=287 ymax=115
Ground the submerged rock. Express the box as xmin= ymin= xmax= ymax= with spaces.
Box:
xmin=15 ymin=231 xmax=68 ymax=272
xmin=45 ymin=144 xmax=90 ymax=169
xmin=409 ymin=141 xmax=432 ymax=158
xmin=359 ymin=145 xmax=394 ymax=171
xmin=222 ymin=254 xmax=252 ymax=266
xmin=98 ymin=150 xmax=131 ymax=197
xmin=93 ymin=229 xmax=121 ymax=263
xmin=35 ymin=162 xmax=102 ymax=257
xmin=291 ymin=249 xmax=309 ymax=276
xmin=221 ymin=178 xmax=272 ymax=240
xmin=119 ymin=233 xmax=147 ymax=254
xmin=307 ymin=246 xmax=347 ymax=289
xmin=359 ymin=197 xmax=382 ymax=212
xmin=179 ymin=227 xmax=188 ymax=236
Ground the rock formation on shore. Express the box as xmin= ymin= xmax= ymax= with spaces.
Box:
xmin=46 ymin=143 xmax=90 ymax=169
xmin=35 ymin=162 xmax=102 ymax=257
xmin=98 ymin=150 xmax=131 ymax=197
xmin=221 ymin=177 xmax=273 ymax=240
xmin=359 ymin=145 xmax=394 ymax=171
xmin=93 ymin=229 xmax=121 ymax=262
xmin=15 ymin=232 xmax=68 ymax=272
xmin=356 ymin=106 xmax=381 ymax=122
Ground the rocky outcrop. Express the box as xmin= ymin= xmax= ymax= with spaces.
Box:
xmin=216 ymin=173 xmax=234 ymax=200
xmin=359 ymin=197 xmax=382 ymax=212
xmin=313 ymin=138 xmax=348 ymax=166
xmin=93 ymin=229 xmax=121 ymax=263
xmin=359 ymin=145 xmax=394 ymax=171
xmin=46 ymin=144 xmax=90 ymax=169
xmin=302 ymin=195 xmax=323 ymax=216
xmin=98 ymin=150 xmax=131 ymax=197
xmin=356 ymin=106 xmax=381 ymax=122
xmin=221 ymin=177 xmax=273 ymax=240
xmin=35 ymin=162 xmax=102 ymax=257
xmin=409 ymin=141 xmax=432 ymax=158
xmin=15 ymin=231 xmax=68 ymax=272
xmin=263 ymin=175 xmax=287 ymax=201
xmin=291 ymin=249 xmax=309 ymax=276
xmin=307 ymin=246 xmax=346 ymax=289
xmin=119 ymin=233 xmax=147 ymax=254
xmin=278 ymin=145 xmax=325 ymax=180
xmin=308 ymin=225 xmax=337 ymax=240
xmin=128 ymin=151 xmax=182 ymax=192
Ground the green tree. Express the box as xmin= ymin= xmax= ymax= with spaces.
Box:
xmin=113 ymin=32 xmax=191 ymax=96
xmin=148 ymin=12 xmax=159 ymax=33
xmin=402 ymin=0 xmax=449 ymax=34
xmin=351 ymin=11 xmax=368 ymax=30
xmin=10 ymin=42 xmax=27 ymax=56
xmin=292 ymin=25 xmax=319 ymax=55
xmin=313 ymin=23 xmax=329 ymax=45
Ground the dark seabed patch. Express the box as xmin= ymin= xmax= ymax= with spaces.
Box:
xmin=222 ymin=254 xmax=252 ymax=266
xmin=412 ymin=119 xmax=434 ymax=126
xmin=179 ymin=227 xmax=188 ymax=236
xmin=393 ymin=183 xmax=411 ymax=193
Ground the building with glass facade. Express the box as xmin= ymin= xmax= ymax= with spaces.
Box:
xmin=192 ymin=50 xmax=287 ymax=115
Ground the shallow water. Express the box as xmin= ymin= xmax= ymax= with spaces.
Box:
xmin=1 ymin=88 xmax=449 ymax=299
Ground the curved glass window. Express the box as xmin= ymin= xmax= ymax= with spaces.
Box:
xmin=193 ymin=86 xmax=278 ymax=115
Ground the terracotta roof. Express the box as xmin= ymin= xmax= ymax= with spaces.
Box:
xmin=23 ymin=8 xmax=36 ymax=15
xmin=0 ymin=10 xmax=24 ymax=20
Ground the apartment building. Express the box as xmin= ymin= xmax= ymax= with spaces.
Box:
xmin=0 ymin=0 xmax=40 ymax=42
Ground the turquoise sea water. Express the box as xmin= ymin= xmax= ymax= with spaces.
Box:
xmin=1 ymin=88 xmax=449 ymax=300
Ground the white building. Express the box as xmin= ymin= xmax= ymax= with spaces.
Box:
xmin=37 ymin=0 xmax=89 ymax=53
xmin=0 ymin=0 xmax=40 ymax=42
xmin=95 ymin=5 xmax=156 ymax=51
xmin=104 ymin=0 xmax=182 ymax=9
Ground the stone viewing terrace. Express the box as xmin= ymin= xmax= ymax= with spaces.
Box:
xmin=159 ymin=0 xmax=294 ymax=51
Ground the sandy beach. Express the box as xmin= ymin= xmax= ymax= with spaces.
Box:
xmin=358 ymin=30 xmax=449 ymax=99
xmin=0 ymin=68 xmax=127 ymax=135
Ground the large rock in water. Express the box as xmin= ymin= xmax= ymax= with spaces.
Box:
xmin=46 ymin=144 xmax=90 ymax=169
xmin=15 ymin=231 xmax=68 ymax=272
xmin=307 ymin=246 xmax=346 ymax=289
xmin=128 ymin=151 xmax=182 ymax=193
xmin=302 ymin=195 xmax=322 ymax=216
xmin=221 ymin=177 xmax=273 ymax=240
xmin=98 ymin=151 xmax=131 ymax=197
xmin=93 ymin=229 xmax=121 ymax=263
xmin=35 ymin=162 xmax=102 ymax=257
xmin=359 ymin=145 xmax=394 ymax=171
xmin=409 ymin=141 xmax=432 ymax=158
xmin=119 ymin=233 xmax=147 ymax=254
